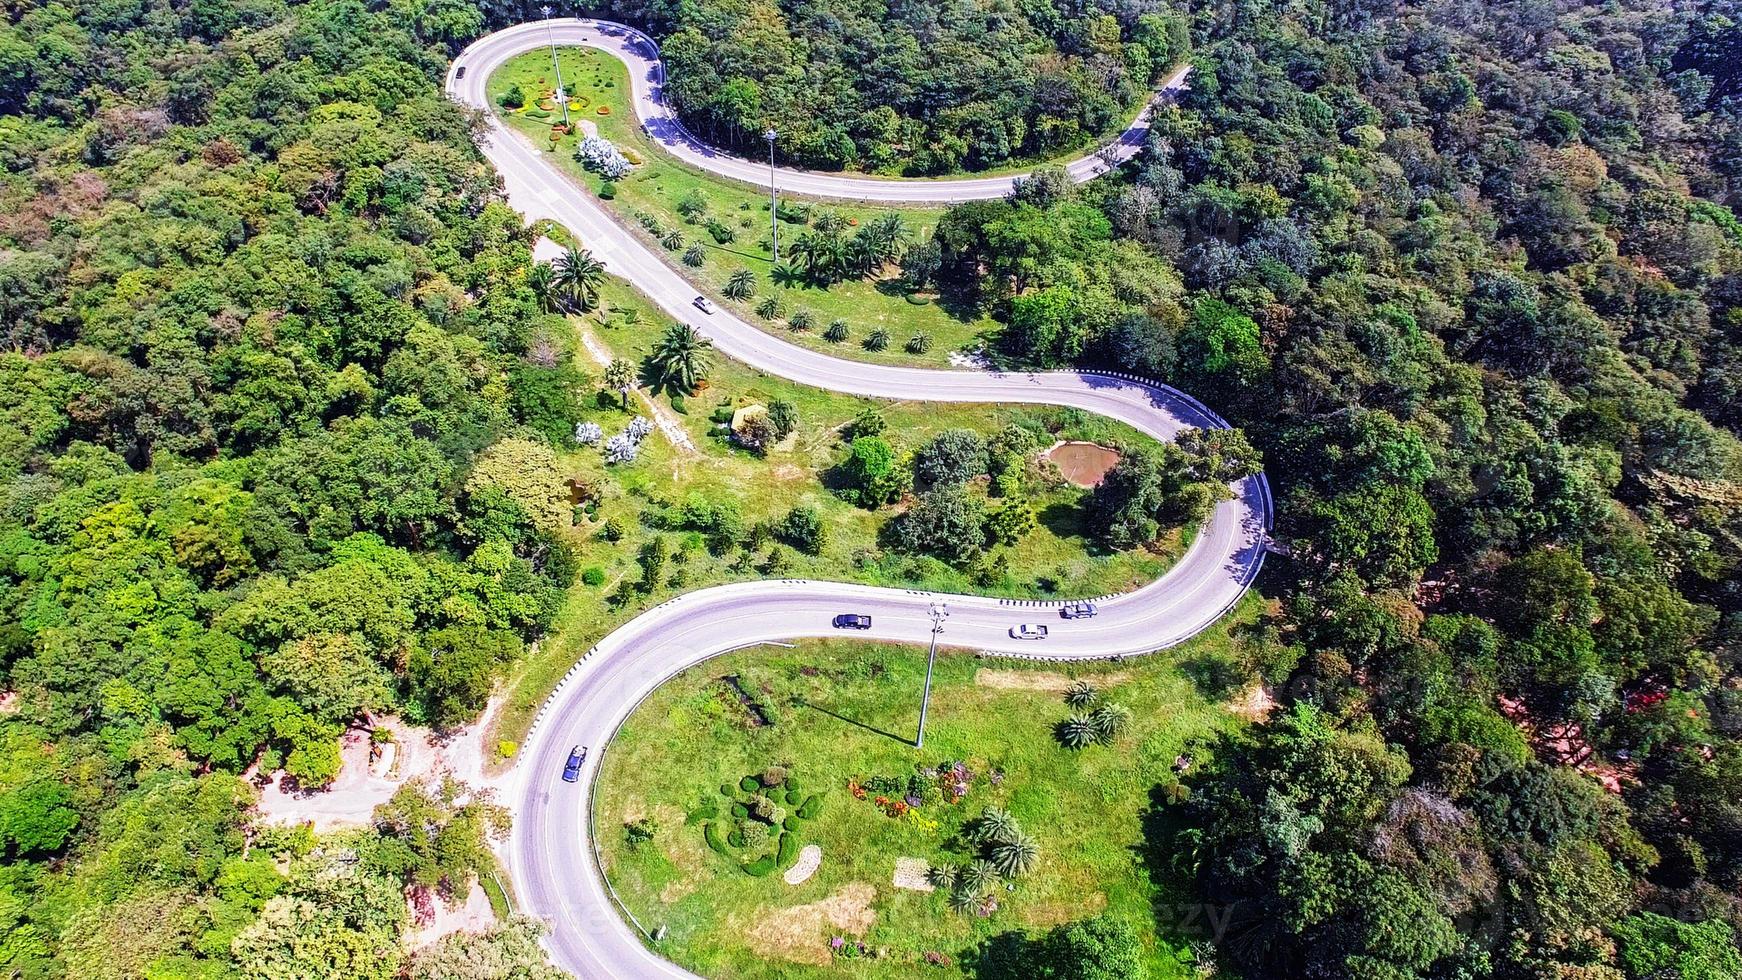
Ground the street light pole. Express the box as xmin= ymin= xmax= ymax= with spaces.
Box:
xmin=765 ymin=127 xmax=779 ymax=266
xmin=916 ymin=602 xmax=948 ymax=749
xmin=542 ymin=6 xmax=570 ymax=128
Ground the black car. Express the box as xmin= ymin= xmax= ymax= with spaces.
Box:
xmin=561 ymin=745 xmax=588 ymax=783
xmin=455 ymin=65 xmax=467 ymax=79
xmin=832 ymin=613 xmax=872 ymax=629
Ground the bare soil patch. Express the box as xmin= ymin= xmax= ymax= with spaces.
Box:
xmin=743 ymin=882 xmax=876 ymax=965
xmin=1043 ymin=440 xmax=1122 ymax=487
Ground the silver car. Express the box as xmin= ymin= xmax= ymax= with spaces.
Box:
xmin=1010 ymin=624 xmax=1049 ymax=640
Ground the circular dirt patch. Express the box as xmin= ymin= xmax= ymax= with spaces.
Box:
xmin=1043 ymin=441 xmax=1122 ymax=487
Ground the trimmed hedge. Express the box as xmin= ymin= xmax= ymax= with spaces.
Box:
xmin=739 ymin=776 xmax=759 ymax=792
xmin=719 ymin=783 xmax=734 ymax=797
xmin=742 ymin=855 xmax=777 ymax=877
xmin=796 ymin=793 xmax=825 ymax=819
xmin=703 ymin=822 xmax=729 ymax=854
xmin=784 ymin=789 xmax=803 ymax=806
xmin=776 ymin=831 xmax=799 ymax=868
xmin=782 ymin=816 xmax=801 ymax=832
xmin=785 ymin=775 xmax=802 ymax=793
xmin=728 ymin=829 xmax=746 ymax=848
xmin=686 ymin=803 xmax=718 ymax=825
xmin=731 ymin=803 xmax=749 ymax=819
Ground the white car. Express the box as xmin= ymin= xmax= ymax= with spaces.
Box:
xmin=693 ymin=295 xmax=715 ymax=314
xmin=1010 ymin=624 xmax=1048 ymax=640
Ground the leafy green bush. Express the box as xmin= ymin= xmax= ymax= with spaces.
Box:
xmin=685 ymin=802 xmax=718 ymax=825
xmin=785 ymin=789 xmax=803 ymax=805
xmin=776 ymin=831 xmax=799 ymax=868
xmin=581 ymin=567 xmax=605 ymax=587
xmin=797 ymin=793 xmax=825 ymax=819
xmin=783 ymin=816 xmax=801 ymax=832
xmin=785 ymin=775 xmax=802 ymax=793
xmin=703 ymin=822 xmax=729 ymax=854
xmin=731 ymin=802 xmax=749 ymax=818
xmin=719 ymin=783 xmax=735 ymax=797
xmin=598 ymin=181 xmax=616 ymax=199
xmin=742 ymin=855 xmax=777 ymax=877
xmin=739 ymin=775 xmax=759 ymax=792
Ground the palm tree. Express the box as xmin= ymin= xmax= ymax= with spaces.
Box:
xmin=867 ymin=212 xmax=911 ymax=264
xmin=603 ymin=358 xmax=637 ymax=410
xmin=960 ymin=859 xmax=999 ymax=895
xmin=971 ymin=807 xmax=1020 ymax=845
xmin=723 ymin=268 xmax=757 ymax=300
xmin=906 ymin=333 xmax=932 ymax=354
xmin=925 ymin=863 xmax=959 ymax=891
xmin=1064 ymin=680 xmax=1099 ymax=710
xmin=526 ymin=261 xmax=559 ymax=313
xmin=947 ymin=883 xmax=981 ymax=914
xmin=1089 ymin=702 xmax=1131 ymax=744
xmin=682 ymin=244 xmax=706 ymax=267
xmin=645 ymin=322 xmax=713 ymax=394
xmin=787 ymin=309 xmax=815 ymax=332
xmin=554 ymin=247 xmax=605 ymax=311
xmin=864 ymin=329 xmax=889 ymax=352
xmin=755 ymin=295 xmax=783 ymax=319
xmin=1055 ymin=714 xmax=1096 ymax=749
xmin=823 ymin=319 xmax=849 ymax=343
xmin=989 ymin=830 xmax=1038 ymax=878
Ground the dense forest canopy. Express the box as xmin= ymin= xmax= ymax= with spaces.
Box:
xmin=589 ymin=0 xmax=1192 ymax=172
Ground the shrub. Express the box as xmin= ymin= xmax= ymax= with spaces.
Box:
xmin=785 ymin=775 xmax=803 ymax=793
xmin=685 ymin=803 xmax=718 ymax=825
xmin=599 ymin=181 xmax=616 ymax=199
xmin=624 ymin=818 xmax=658 ymax=851
xmin=740 ymin=820 xmax=769 ymax=851
xmin=500 ymin=84 xmax=526 ymax=109
xmin=788 ymin=309 xmax=815 ymax=332
xmin=755 ymin=296 xmax=783 ymax=319
xmin=742 ymin=855 xmax=777 ymax=877
xmin=906 ymin=333 xmax=932 ymax=354
xmin=706 ymin=219 xmax=735 ymax=244
xmin=575 ymin=135 xmax=633 ymax=179
xmin=1056 ymin=714 xmax=1097 ymax=749
xmin=777 ymin=506 xmax=827 ymax=556
xmin=865 ymin=329 xmax=890 ymax=352
xmin=731 ymin=802 xmax=750 ymax=818
xmin=785 ymin=789 xmax=804 ymax=805
xmin=660 ymin=230 xmax=684 ymax=250
xmin=751 ymin=795 xmax=779 ymax=821
xmin=823 ymin=319 xmax=849 ymax=343
xmin=1064 ymin=680 xmax=1099 ymax=709
xmin=783 ymin=816 xmax=801 ymax=832
xmin=703 ymin=822 xmax=729 ymax=854
xmin=720 ymin=782 xmax=736 ymax=797
xmin=580 ymin=567 xmax=605 ymax=587
xmin=1089 ymin=702 xmax=1132 ymax=743
xmin=760 ymin=765 xmax=788 ymax=787
xmin=739 ymin=775 xmax=759 ymax=792
xmin=797 ymin=793 xmax=825 ymax=819
xmin=776 ymin=831 xmax=799 ymax=867
xmin=682 ymin=244 xmax=706 ymax=267
xmin=915 ymin=428 xmax=989 ymax=486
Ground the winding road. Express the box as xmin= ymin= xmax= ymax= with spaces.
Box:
xmin=446 ymin=21 xmax=1267 ymax=979
xmin=453 ymin=18 xmax=1190 ymax=203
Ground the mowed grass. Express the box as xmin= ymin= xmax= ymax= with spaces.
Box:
xmin=487 ymin=268 xmax=1185 ymax=754
xmin=485 ymin=47 xmax=999 ymax=367
xmin=593 ymin=611 xmax=1258 ymax=978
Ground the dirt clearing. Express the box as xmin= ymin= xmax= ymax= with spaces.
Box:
xmin=975 ymin=668 xmax=1130 ymax=693
xmin=743 ymin=882 xmax=876 ymax=964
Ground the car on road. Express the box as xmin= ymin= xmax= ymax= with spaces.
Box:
xmin=693 ymin=295 xmax=715 ymax=314
xmin=832 ymin=613 xmax=872 ymax=629
xmin=455 ymin=65 xmax=466 ymax=79
xmin=1060 ymin=602 xmax=1097 ymax=619
xmin=1010 ymin=624 xmax=1049 ymax=640
xmin=561 ymin=745 xmax=588 ymax=783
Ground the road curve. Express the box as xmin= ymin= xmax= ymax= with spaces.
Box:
xmin=451 ymin=18 xmax=1189 ymax=203
xmin=446 ymin=39 xmax=1269 ymax=980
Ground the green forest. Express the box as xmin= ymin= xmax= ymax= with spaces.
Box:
xmin=4 ymin=0 xmax=1742 ymax=977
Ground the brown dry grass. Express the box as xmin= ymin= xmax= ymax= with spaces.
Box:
xmin=974 ymin=668 xmax=1130 ymax=693
xmin=742 ymin=882 xmax=877 ymax=965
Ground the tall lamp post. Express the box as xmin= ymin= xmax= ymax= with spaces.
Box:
xmin=765 ymin=127 xmax=779 ymax=265
xmin=916 ymin=601 xmax=949 ymax=749
xmin=541 ymin=6 xmax=570 ymax=128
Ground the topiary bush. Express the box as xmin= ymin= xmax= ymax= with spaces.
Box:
xmin=686 ymin=802 xmax=718 ymax=825
xmin=720 ymin=783 xmax=735 ymax=797
xmin=785 ymin=788 xmax=803 ymax=805
xmin=775 ymin=831 xmax=799 ymax=868
xmin=731 ymin=802 xmax=749 ymax=819
xmin=740 ymin=775 xmax=759 ymax=792
xmin=704 ymin=821 xmax=730 ymax=854
xmin=742 ymin=855 xmax=777 ymax=877
xmin=760 ymin=765 xmax=788 ymax=787
xmin=783 ymin=816 xmax=801 ymax=832
xmin=785 ymin=775 xmax=802 ymax=793
xmin=797 ymin=793 xmax=825 ymax=819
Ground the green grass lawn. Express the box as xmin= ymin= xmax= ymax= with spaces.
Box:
xmin=592 ymin=612 xmax=1258 ymax=978
xmin=486 ymin=47 xmax=1000 ymax=367
xmin=486 ymin=267 xmax=1184 ymax=754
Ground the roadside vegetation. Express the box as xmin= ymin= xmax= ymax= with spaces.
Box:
xmin=486 ymin=47 xmax=999 ymax=366
xmin=594 ymin=622 xmax=1257 ymax=978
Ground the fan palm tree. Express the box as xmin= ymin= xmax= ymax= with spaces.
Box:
xmin=971 ymin=807 xmax=1020 ymax=845
xmin=526 ymin=261 xmax=559 ymax=313
xmin=1055 ymin=713 xmax=1097 ymax=749
xmin=554 ymin=247 xmax=604 ymax=311
xmin=603 ymin=358 xmax=636 ymax=410
xmin=645 ymin=322 xmax=713 ymax=394
xmin=989 ymin=829 xmax=1038 ymax=877
xmin=1064 ymin=680 xmax=1099 ymax=710
xmin=906 ymin=333 xmax=932 ymax=354
xmin=865 ymin=329 xmax=889 ymax=352
xmin=823 ymin=319 xmax=849 ymax=343
xmin=867 ymin=212 xmax=911 ymax=264
xmin=1089 ymin=702 xmax=1132 ymax=744
xmin=723 ymin=268 xmax=757 ymax=300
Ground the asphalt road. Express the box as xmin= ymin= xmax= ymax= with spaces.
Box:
xmin=451 ymin=18 xmax=1190 ymax=203
xmin=446 ymin=26 xmax=1269 ymax=979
